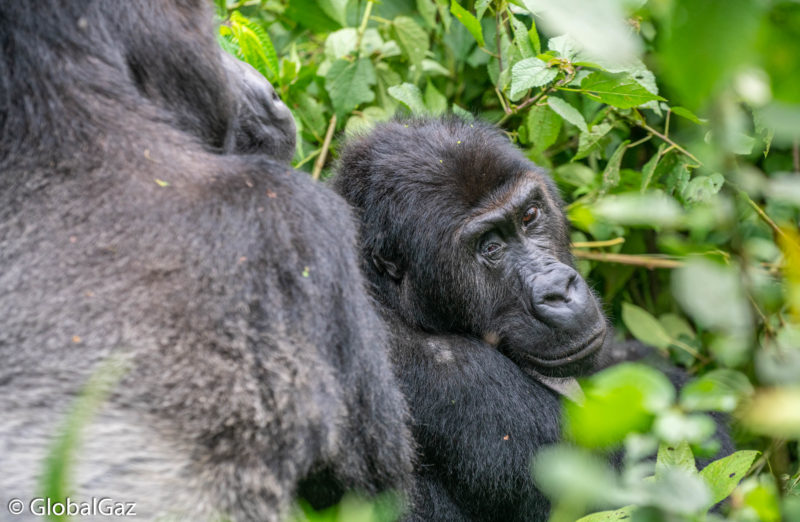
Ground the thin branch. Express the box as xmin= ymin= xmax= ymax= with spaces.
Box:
xmin=312 ymin=114 xmax=337 ymax=181
xmin=742 ymin=191 xmax=800 ymax=249
xmin=572 ymin=237 xmax=625 ymax=248
xmin=572 ymin=250 xmax=684 ymax=269
xmin=355 ymin=0 xmax=374 ymax=54
xmin=638 ymin=121 xmax=703 ymax=165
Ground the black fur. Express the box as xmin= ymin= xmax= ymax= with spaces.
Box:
xmin=0 ymin=1 xmax=413 ymax=520
xmin=333 ymin=118 xmax=732 ymax=521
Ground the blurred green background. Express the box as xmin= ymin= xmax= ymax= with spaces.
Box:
xmin=213 ymin=0 xmax=800 ymax=520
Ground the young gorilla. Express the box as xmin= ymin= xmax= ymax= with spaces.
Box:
xmin=0 ymin=1 xmax=412 ymax=520
xmin=333 ymin=118 xmax=729 ymax=521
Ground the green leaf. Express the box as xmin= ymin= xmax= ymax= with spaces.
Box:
xmin=656 ymin=440 xmax=697 ymax=478
xmin=509 ymin=58 xmax=558 ymax=101
xmin=580 ymin=71 xmax=665 ymax=109
xmin=700 ymin=450 xmax=759 ymax=506
xmin=639 ymin=146 xmax=663 ymax=192
xmin=574 ymin=123 xmax=611 ymax=161
xmin=325 ymin=58 xmax=377 ymax=118
xmin=388 ymin=82 xmax=426 ymax=114
xmin=671 ymin=106 xmax=707 ymax=125
xmin=417 ymin=0 xmax=438 ymax=29
xmin=654 ymin=410 xmax=716 ymax=444
xmin=286 ymin=0 xmax=341 ymax=33
xmin=672 ymin=259 xmax=752 ymax=336
xmin=680 ymin=370 xmax=753 ymax=413
xmin=681 ymin=173 xmax=724 ymax=204
xmin=526 ymin=105 xmax=562 ymax=152
xmin=452 ymin=104 xmax=474 ymax=120
xmin=229 ymin=11 xmax=280 ymax=81
xmin=393 ymin=16 xmax=430 ymax=66
xmin=475 ymin=0 xmax=491 ymax=19
xmin=600 ymin=140 xmax=628 ymax=192
xmin=592 ymin=193 xmax=683 ymax=227
xmin=317 ymin=0 xmax=350 ymax=27
xmin=424 ymin=80 xmax=448 ymax=115
xmin=576 ymin=506 xmax=635 ymax=522
xmin=565 ymin=363 xmax=674 ymax=448
xmin=547 ymin=96 xmax=588 ymax=133
xmin=450 ymin=0 xmax=485 ymax=47
xmin=508 ymin=13 xmax=534 ymax=59
xmin=622 ymin=303 xmax=673 ymax=350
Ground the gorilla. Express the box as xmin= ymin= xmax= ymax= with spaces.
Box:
xmin=333 ymin=117 xmax=731 ymax=521
xmin=0 ymin=1 xmax=413 ymax=520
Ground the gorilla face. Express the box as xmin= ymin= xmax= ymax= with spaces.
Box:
xmin=457 ymin=170 xmax=606 ymax=376
xmin=335 ymin=118 xmax=606 ymax=377
xmin=222 ymin=54 xmax=296 ymax=160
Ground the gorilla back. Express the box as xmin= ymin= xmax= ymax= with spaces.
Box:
xmin=0 ymin=1 xmax=412 ymax=520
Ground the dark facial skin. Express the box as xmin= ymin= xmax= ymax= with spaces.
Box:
xmin=461 ymin=171 xmax=607 ymax=376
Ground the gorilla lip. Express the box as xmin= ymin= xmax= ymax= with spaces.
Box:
xmin=529 ymin=327 xmax=605 ymax=367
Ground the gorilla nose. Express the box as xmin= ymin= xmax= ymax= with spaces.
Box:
xmin=532 ymin=264 xmax=594 ymax=329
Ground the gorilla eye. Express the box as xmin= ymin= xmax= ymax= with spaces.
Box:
xmin=522 ymin=206 xmax=539 ymax=227
xmin=479 ymin=235 xmax=504 ymax=260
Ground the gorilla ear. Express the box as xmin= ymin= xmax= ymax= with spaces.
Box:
xmin=371 ymin=250 xmax=402 ymax=281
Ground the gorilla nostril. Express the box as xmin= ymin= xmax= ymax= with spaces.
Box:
xmin=542 ymin=292 xmax=568 ymax=304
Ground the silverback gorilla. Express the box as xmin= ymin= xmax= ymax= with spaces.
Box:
xmin=333 ymin=118 xmax=731 ymax=521
xmin=0 ymin=1 xmax=413 ymax=520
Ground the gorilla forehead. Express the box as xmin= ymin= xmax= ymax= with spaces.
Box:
xmin=338 ymin=118 xmax=553 ymax=218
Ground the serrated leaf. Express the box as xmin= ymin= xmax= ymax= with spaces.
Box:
xmin=509 ymin=58 xmax=558 ymax=101
xmin=600 ymin=140 xmax=628 ymax=192
xmin=622 ymin=302 xmax=673 ymax=350
xmin=393 ymin=16 xmax=429 ymax=66
xmin=450 ymin=0 xmax=485 ymax=47
xmin=700 ymin=450 xmax=759 ymax=506
xmin=417 ymin=0 xmax=438 ymax=28
xmin=656 ymin=440 xmax=697 ymax=478
xmin=574 ymin=123 xmax=611 ymax=161
xmin=229 ymin=12 xmax=280 ymax=81
xmin=527 ymin=105 xmax=561 ymax=152
xmin=580 ymin=71 xmax=665 ymax=109
xmin=325 ymin=58 xmax=376 ymax=117
xmin=508 ymin=13 xmax=534 ymax=59
xmin=388 ymin=82 xmax=426 ymax=114
xmin=547 ymin=96 xmax=587 ymax=133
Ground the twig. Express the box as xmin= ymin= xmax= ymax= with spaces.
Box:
xmin=638 ymin=121 xmax=702 ymax=165
xmin=355 ymin=0 xmax=374 ymax=54
xmin=571 ymin=237 xmax=625 ymax=248
xmin=572 ymin=250 xmax=684 ymax=269
xmin=312 ymin=114 xmax=337 ymax=181
xmin=742 ymin=191 xmax=800 ymax=248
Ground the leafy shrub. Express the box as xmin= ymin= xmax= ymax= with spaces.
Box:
xmin=216 ymin=0 xmax=800 ymax=519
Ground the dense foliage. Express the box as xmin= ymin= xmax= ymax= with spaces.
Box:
xmin=215 ymin=0 xmax=800 ymax=520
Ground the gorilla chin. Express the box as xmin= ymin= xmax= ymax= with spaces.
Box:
xmin=525 ymin=324 xmax=607 ymax=377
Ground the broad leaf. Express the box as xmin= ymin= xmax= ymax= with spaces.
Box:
xmin=450 ymin=0 xmax=485 ymax=47
xmin=510 ymin=58 xmax=558 ymax=100
xmin=700 ymin=450 xmax=759 ymax=506
xmin=580 ymin=71 xmax=665 ymax=109
xmin=548 ymin=96 xmax=588 ymax=133
xmin=622 ymin=302 xmax=673 ymax=350
xmin=388 ymin=83 xmax=426 ymax=114
xmin=527 ymin=105 xmax=562 ymax=152
xmin=325 ymin=58 xmax=376 ymax=117
xmin=393 ymin=16 xmax=429 ymax=66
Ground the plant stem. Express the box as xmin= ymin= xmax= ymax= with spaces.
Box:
xmin=571 ymin=250 xmax=684 ymax=269
xmin=356 ymin=0 xmax=374 ymax=53
xmin=312 ymin=114 xmax=337 ymax=181
xmin=572 ymin=237 xmax=625 ymax=248
xmin=638 ymin=121 xmax=702 ymax=165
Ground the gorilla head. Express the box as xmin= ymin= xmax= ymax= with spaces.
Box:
xmin=334 ymin=117 xmax=606 ymax=376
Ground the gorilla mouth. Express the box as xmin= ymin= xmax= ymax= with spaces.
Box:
xmin=529 ymin=327 xmax=605 ymax=368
